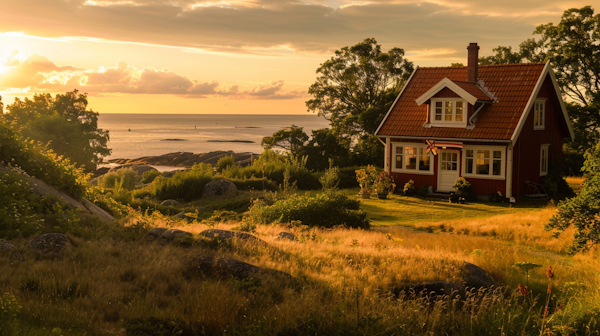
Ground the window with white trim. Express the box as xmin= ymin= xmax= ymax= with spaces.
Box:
xmin=430 ymin=98 xmax=467 ymax=127
xmin=540 ymin=144 xmax=549 ymax=176
xmin=534 ymin=99 xmax=546 ymax=130
xmin=462 ymin=146 xmax=506 ymax=179
xmin=392 ymin=143 xmax=434 ymax=175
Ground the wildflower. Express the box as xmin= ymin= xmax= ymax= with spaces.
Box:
xmin=546 ymin=265 xmax=554 ymax=279
xmin=518 ymin=284 xmax=528 ymax=296
xmin=556 ymin=304 xmax=563 ymax=311
xmin=544 ymin=307 xmax=549 ymax=317
xmin=547 ymin=284 xmax=552 ymax=294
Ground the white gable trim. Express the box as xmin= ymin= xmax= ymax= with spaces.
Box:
xmin=375 ymin=66 xmax=418 ymax=136
xmin=415 ymin=78 xmax=479 ymax=106
xmin=510 ymin=62 xmax=575 ymax=143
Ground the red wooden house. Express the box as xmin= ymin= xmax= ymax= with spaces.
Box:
xmin=375 ymin=43 xmax=574 ymax=200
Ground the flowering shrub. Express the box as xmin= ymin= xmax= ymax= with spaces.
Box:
xmin=403 ymin=179 xmax=415 ymax=194
xmin=453 ymin=177 xmax=471 ymax=191
xmin=0 ymin=293 xmax=21 ymax=332
xmin=374 ymin=172 xmax=396 ymax=194
xmin=355 ymin=165 xmax=378 ymax=194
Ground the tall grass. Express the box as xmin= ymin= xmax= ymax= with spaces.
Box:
xmin=3 ymin=211 xmax=600 ymax=335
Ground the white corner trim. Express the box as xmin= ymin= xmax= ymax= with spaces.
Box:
xmin=506 ymin=142 xmax=513 ymax=199
xmin=415 ymin=78 xmax=478 ymax=106
xmin=375 ymin=66 xmax=419 ymax=136
xmin=510 ymin=62 xmax=575 ymax=142
xmin=548 ymin=67 xmax=575 ymax=141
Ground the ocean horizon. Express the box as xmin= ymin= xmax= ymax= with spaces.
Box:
xmin=97 ymin=113 xmax=330 ymax=160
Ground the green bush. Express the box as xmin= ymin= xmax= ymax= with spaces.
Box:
xmin=249 ymin=192 xmax=370 ymax=229
xmin=338 ymin=166 xmax=366 ymax=189
xmin=0 ymin=120 xmax=86 ymax=199
xmin=230 ymin=178 xmax=278 ymax=192
xmin=216 ymin=155 xmax=236 ymax=173
xmin=99 ymin=168 xmax=137 ymax=191
xmin=0 ymin=166 xmax=81 ymax=239
xmin=143 ymin=170 xmax=213 ymax=202
xmin=141 ymin=170 xmax=162 ymax=184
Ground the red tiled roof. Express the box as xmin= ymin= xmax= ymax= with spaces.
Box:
xmin=376 ymin=63 xmax=547 ymax=140
xmin=452 ymin=81 xmax=494 ymax=101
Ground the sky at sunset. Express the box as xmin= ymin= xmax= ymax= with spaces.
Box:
xmin=0 ymin=0 xmax=595 ymax=114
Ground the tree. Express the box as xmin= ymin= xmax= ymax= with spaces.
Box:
xmin=261 ymin=125 xmax=309 ymax=156
xmin=2 ymin=90 xmax=110 ymax=171
xmin=303 ymin=128 xmax=352 ymax=170
xmin=306 ymin=38 xmax=414 ymax=136
xmin=546 ymin=140 xmax=600 ymax=253
xmin=480 ymin=6 xmax=600 ymax=166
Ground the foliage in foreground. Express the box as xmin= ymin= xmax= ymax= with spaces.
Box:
xmin=0 ymin=119 xmax=87 ymax=199
xmin=249 ymin=192 xmax=370 ymax=229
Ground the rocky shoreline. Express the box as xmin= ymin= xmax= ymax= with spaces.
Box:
xmin=106 ymin=150 xmax=256 ymax=167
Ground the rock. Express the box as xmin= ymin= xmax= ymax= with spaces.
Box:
xmin=108 ymin=151 xmax=255 ymax=167
xmin=393 ymin=262 xmax=496 ymax=299
xmin=145 ymin=228 xmax=169 ymax=241
xmin=199 ymin=229 xmax=262 ymax=243
xmin=26 ymin=233 xmax=71 ymax=257
xmin=145 ymin=228 xmax=192 ymax=243
xmin=161 ymin=229 xmax=192 ymax=242
xmin=0 ymin=239 xmax=15 ymax=252
xmin=92 ymin=166 xmax=111 ymax=178
xmin=276 ymin=232 xmax=296 ymax=241
xmin=461 ymin=262 xmax=497 ymax=289
xmin=202 ymin=179 xmax=237 ymax=198
xmin=161 ymin=199 xmax=180 ymax=206
xmin=174 ymin=212 xmax=194 ymax=223
xmin=188 ymin=256 xmax=291 ymax=280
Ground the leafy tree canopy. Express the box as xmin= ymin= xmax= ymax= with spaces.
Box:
xmin=2 ymin=90 xmax=110 ymax=172
xmin=306 ymin=38 xmax=414 ymax=136
xmin=261 ymin=125 xmax=309 ymax=156
xmin=547 ymin=141 xmax=600 ymax=253
xmin=479 ymin=6 xmax=600 ymax=158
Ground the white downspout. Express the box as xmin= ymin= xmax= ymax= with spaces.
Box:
xmin=506 ymin=142 xmax=513 ymax=199
xmin=467 ymin=102 xmax=485 ymax=129
xmin=384 ymin=137 xmax=391 ymax=173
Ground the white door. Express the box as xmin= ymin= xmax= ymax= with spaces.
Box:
xmin=438 ymin=150 xmax=459 ymax=192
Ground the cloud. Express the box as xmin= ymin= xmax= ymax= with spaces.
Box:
xmin=0 ymin=0 xmax=590 ymax=58
xmin=0 ymin=51 xmax=306 ymax=99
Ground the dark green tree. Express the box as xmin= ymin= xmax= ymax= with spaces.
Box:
xmin=306 ymin=38 xmax=414 ymax=136
xmin=302 ymin=128 xmax=352 ymax=171
xmin=547 ymin=141 xmax=600 ymax=253
xmin=261 ymin=125 xmax=309 ymax=157
xmin=2 ymin=90 xmax=110 ymax=171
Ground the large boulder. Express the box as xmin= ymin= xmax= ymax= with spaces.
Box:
xmin=275 ymin=232 xmax=296 ymax=241
xmin=26 ymin=233 xmax=71 ymax=257
xmin=188 ymin=256 xmax=291 ymax=280
xmin=161 ymin=199 xmax=180 ymax=206
xmin=145 ymin=228 xmax=192 ymax=243
xmin=199 ymin=229 xmax=262 ymax=244
xmin=461 ymin=262 xmax=497 ymax=289
xmin=393 ymin=262 xmax=496 ymax=298
xmin=202 ymin=179 xmax=237 ymax=198
xmin=0 ymin=239 xmax=14 ymax=252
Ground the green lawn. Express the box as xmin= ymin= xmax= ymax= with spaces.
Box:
xmin=355 ymin=192 xmax=539 ymax=227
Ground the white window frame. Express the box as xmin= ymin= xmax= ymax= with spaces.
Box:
xmin=540 ymin=144 xmax=550 ymax=176
xmin=391 ymin=142 xmax=434 ymax=175
xmin=534 ymin=98 xmax=546 ymax=130
xmin=462 ymin=145 xmax=506 ymax=180
xmin=430 ymin=98 xmax=467 ymax=128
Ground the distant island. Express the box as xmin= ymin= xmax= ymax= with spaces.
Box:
xmin=106 ymin=150 xmax=255 ymax=167
xmin=160 ymin=139 xmax=187 ymax=141
xmin=207 ymin=140 xmax=255 ymax=143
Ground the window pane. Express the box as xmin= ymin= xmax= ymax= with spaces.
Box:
xmin=445 ymin=101 xmax=453 ymax=121
xmin=419 ymin=154 xmax=430 ymax=171
xmin=456 ymin=102 xmax=463 ymax=121
xmin=493 ymin=151 xmax=501 ymax=159
xmin=466 ymin=158 xmax=473 ymax=174
xmin=493 ymin=159 xmax=501 ymax=175
xmin=395 ymin=155 xmax=403 ymax=169
xmin=405 ymin=147 xmax=417 ymax=170
xmin=466 ymin=150 xmax=473 ymax=158
xmin=476 ymin=150 xmax=490 ymax=175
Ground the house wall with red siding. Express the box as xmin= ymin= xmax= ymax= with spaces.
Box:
xmin=387 ymin=138 xmax=507 ymax=194
xmin=511 ymin=74 xmax=566 ymax=198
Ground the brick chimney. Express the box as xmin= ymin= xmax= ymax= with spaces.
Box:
xmin=467 ymin=43 xmax=480 ymax=83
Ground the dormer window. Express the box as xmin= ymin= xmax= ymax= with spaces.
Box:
xmin=534 ymin=99 xmax=546 ymax=130
xmin=430 ymin=98 xmax=466 ymax=127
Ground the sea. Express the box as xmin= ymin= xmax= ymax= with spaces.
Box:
xmin=97 ymin=114 xmax=330 ymax=160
